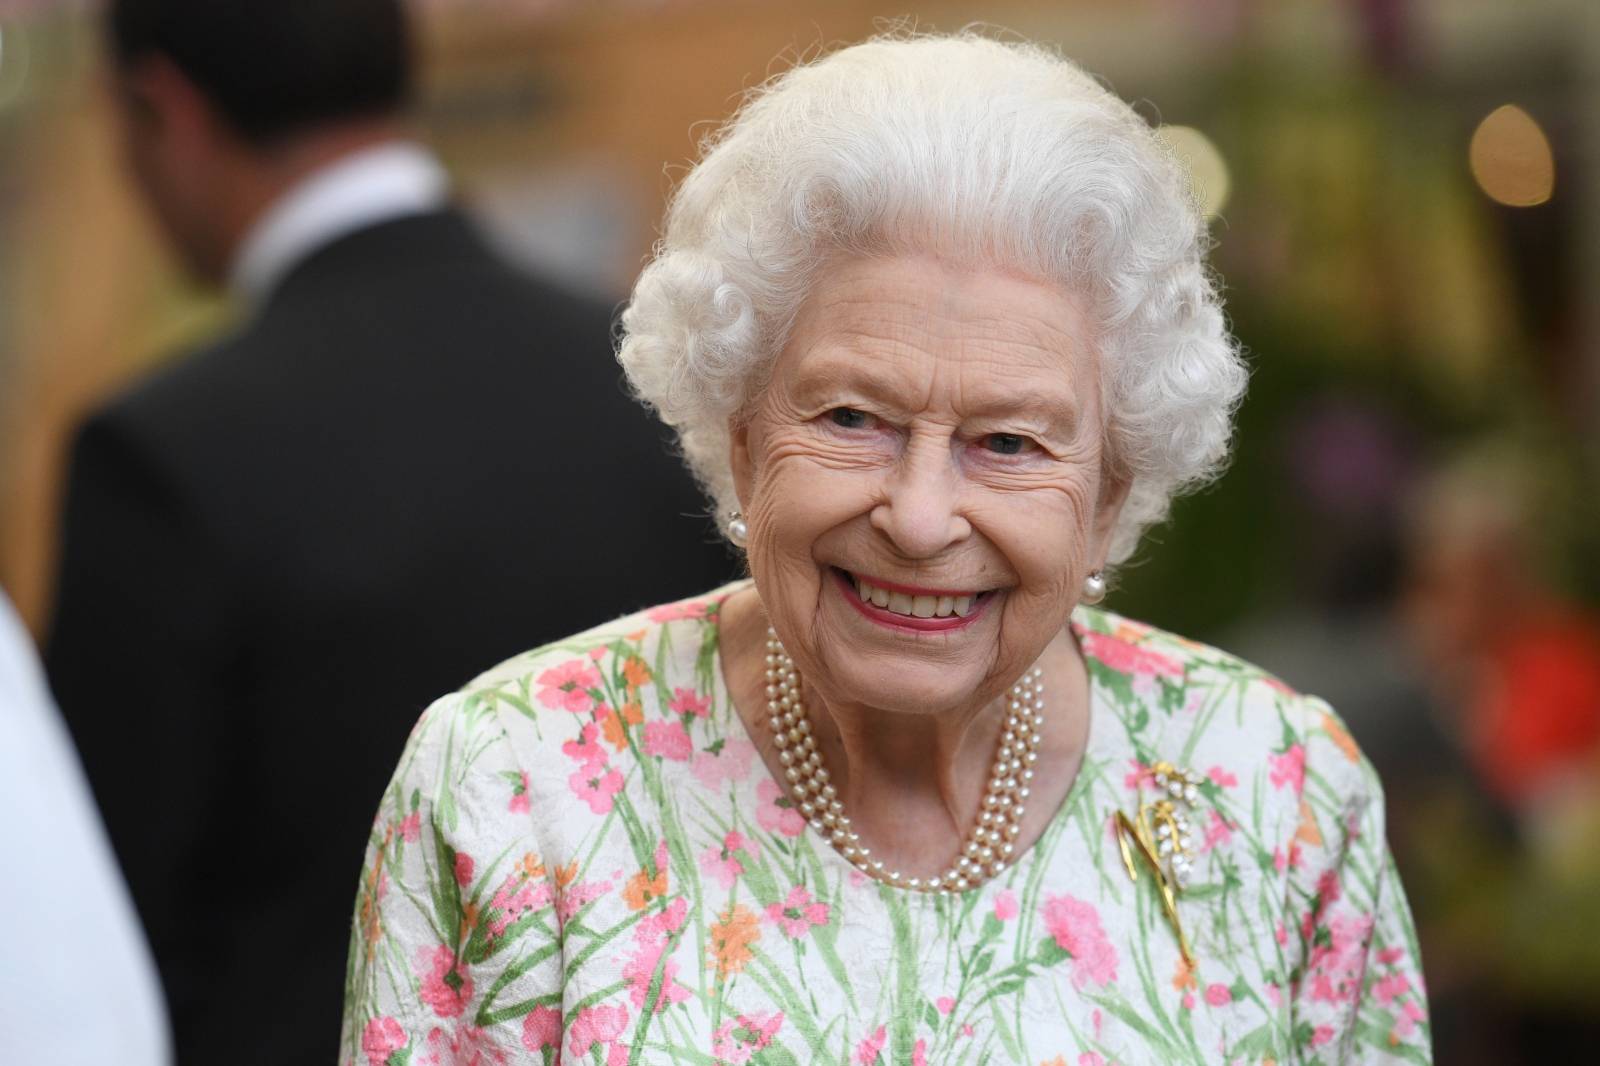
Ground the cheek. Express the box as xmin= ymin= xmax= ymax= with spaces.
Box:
xmin=976 ymin=476 xmax=1100 ymax=596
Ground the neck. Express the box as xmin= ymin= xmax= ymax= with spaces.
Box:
xmin=217 ymin=119 xmax=410 ymax=275
xmin=721 ymin=586 xmax=1091 ymax=882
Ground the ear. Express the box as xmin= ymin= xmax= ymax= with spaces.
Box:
xmin=728 ymin=416 xmax=754 ymax=509
xmin=1088 ymin=469 xmax=1132 ymax=569
xmin=121 ymin=55 xmax=232 ymax=149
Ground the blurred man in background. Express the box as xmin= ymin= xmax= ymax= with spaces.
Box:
xmin=45 ymin=1 xmax=728 ymax=1061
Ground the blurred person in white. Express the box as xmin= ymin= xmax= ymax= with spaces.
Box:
xmin=0 ymin=592 xmax=170 ymax=1064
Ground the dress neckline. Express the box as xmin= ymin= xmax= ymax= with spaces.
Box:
xmin=704 ymin=579 xmax=1111 ymax=897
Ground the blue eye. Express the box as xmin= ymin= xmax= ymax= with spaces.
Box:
xmin=830 ymin=408 xmax=871 ymax=429
xmin=986 ymin=433 xmax=1030 ymax=455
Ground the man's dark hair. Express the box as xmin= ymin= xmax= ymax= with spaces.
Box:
xmin=108 ymin=0 xmax=412 ymax=144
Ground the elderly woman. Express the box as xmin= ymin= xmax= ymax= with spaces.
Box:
xmin=341 ymin=34 xmax=1429 ymax=1065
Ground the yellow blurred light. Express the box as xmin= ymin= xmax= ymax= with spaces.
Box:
xmin=1469 ymin=104 xmax=1554 ymax=207
xmin=1157 ymin=124 xmax=1231 ymax=219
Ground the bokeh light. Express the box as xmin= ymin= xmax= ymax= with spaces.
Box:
xmin=1470 ymin=104 xmax=1555 ymax=208
xmin=1157 ymin=123 xmax=1231 ymax=218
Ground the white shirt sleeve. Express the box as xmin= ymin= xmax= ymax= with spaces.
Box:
xmin=0 ymin=593 xmax=171 ymax=1066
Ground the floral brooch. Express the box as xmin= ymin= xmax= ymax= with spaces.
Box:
xmin=1115 ymin=761 xmax=1205 ymax=966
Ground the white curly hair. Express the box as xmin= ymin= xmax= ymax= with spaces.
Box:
xmin=618 ymin=31 xmax=1247 ymax=570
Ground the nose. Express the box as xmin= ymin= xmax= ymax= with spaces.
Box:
xmin=869 ymin=434 xmax=972 ymax=558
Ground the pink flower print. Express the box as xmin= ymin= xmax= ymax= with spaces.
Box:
xmin=935 ymin=996 xmax=955 ymax=1015
xmin=1200 ymin=810 xmax=1233 ymax=853
xmin=621 ymin=897 xmax=690 ymax=1012
xmin=647 ymin=599 xmax=711 ymax=622
xmin=1269 ymin=744 xmax=1306 ymax=795
xmin=562 ymin=723 xmax=607 ymax=771
xmin=668 ymin=686 xmax=712 ymax=717
xmin=1082 ymin=631 xmax=1183 ymax=681
xmin=1374 ymin=972 xmax=1410 ymax=1005
xmin=1043 ymin=889 xmax=1120 ymax=985
xmin=692 ymin=738 xmax=756 ymax=791
xmin=1080 ymin=1055 xmax=1106 ymax=1066
xmin=855 ymin=1024 xmax=888 ymax=1064
xmin=520 ymin=1006 xmax=563 ymax=1053
xmin=454 ymin=852 xmax=475 ymax=887
xmin=755 ymin=778 xmax=806 ymax=837
xmin=1040 ymin=894 xmax=1119 ymax=988
xmin=1206 ymin=765 xmax=1238 ymax=788
xmin=398 ymin=812 xmax=421 ymax=843
xmin=567 ymin=1003 xmax=630 ymax=1061
xmin=1391 ymin=999 xmax=1426 ymax=1041
xmin=588 ymin=646 xmax=607 ymax=661
xmin=1265 ymin=983 xmax=1281 ymax=1008
xmin=1272 ymin=844 xmax=1303 ymax=872
xmin=1307 ymin=910 xmax=1376 ymax=1004
xmin=1123 ymin=759 xmax=1156 ymax=790
xmin=1377 ymin=946 xmax=1407 ymax=966
xmin=621 ymin=933 xmax=690 ymax=1013
xmin=488 ymin=876 xmax=551 ymax=939
xmin=361 ymin=1016 xmax=407 ymax=1066
xmin=700 ymin=830 xmax=759 ymax=889
xmin=554 ymin=877 xmax=613 ymax=925
xmin=711 ymin=1011 xmax=783 ymax=1065
xmin=643 ymin=720 xmax=693 ymax=762
xmin=994 ymin=889 xmax=1019 ymax=921
xmin=569 ymin=763 xmax=624 ymax=815
xmin=765 ymin=886 xmax=830 ymax=938
xmin=1204 ymin=982 xmax=1232 ymax=1006
xmin=1182 ymin=990 xmax=1196 ymax=1010
xmin=417 ymin=1025 xmax=507 ymax=1066
xmin=960 ymin=1024 xmax=974 ymax=1039
xmin=1312 ymin=1025 xmax=1334 ymax=1047
xmin=912 ymin=1039 xmax=928 ymax=1066
xmin=414 ymin=945 xmax=474 ymax=1019
xmin=507 ymin=771 xmax=531 ymax=815
xmin=536 ymin=659 xmax=601 ymax=713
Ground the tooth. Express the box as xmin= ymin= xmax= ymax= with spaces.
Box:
xmin=871 ymin=587 xmax=889 ymax=607
xmin=856 ymin=578 xmax=869 ymax=601
xmin=888 ymin=591 xmax=914 ymax=614
xmin=936 ymin=595 xmax=954 ymax=617
xmin=911 ymin=595 xmax=936 ymax=618
xmin=953 ymin=595 xmax=973 ymax=616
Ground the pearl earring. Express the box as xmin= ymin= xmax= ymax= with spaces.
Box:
xmin=727 ymin=510 xmax=749 ymax=548
xmin=1082 ymin=570 xmax=1107 ymax=605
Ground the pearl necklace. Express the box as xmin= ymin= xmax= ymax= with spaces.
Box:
xmin=764 ymin=627 xmax=1045 ymax=894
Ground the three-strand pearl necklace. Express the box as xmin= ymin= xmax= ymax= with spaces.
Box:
xmin=764 ymin=627 xmax=1046 ymax=894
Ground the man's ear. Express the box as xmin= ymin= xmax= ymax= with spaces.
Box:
xmin=123 ymin=55 xmax=230 ymax=148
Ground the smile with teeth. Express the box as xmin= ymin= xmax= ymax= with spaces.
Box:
xmin=851 ymin=575 xmax=980 ymax=618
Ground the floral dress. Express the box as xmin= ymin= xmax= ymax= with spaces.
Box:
xmin=341 ymin=583 xmax=1430 ymax=1065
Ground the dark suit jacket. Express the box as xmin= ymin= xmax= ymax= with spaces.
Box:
xmin=45 ymin=209 xmax=733 ymax=1064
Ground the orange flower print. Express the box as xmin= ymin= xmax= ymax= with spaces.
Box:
xmin=624 ymin=841 xmax=671 ymax=911
xmin=709 ymin=904 xmax=761 ymax=979
xmin=623 ymin=657 xmax=652 ymax=690
xmin=518 ymin=852 xmax=546 ymax=881
xmin=1172 ymin=954 xmax=1197 ymax=992
xmin=1319 ymin=711 xmax=1362 ymax=764
xmin=1294 ymin=797 xmax=1325 ymax=848
xmin=599 ymin=706 xmax=629 ymax=752
xmin=552 ymin=860 xmax=580 ymax=890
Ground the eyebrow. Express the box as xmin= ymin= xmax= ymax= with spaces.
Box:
xmin=794 ymin=350 xmax=1081 ymax=437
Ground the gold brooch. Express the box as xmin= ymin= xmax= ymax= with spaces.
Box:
xmin=1115 ymin=761 xmax=1203 ymax=966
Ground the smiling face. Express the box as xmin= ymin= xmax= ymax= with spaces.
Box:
xmin=731 ymin=255 xmax=1127 ymax=718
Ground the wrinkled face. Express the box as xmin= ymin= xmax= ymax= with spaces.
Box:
xmin=732 ymin=255 xmax=1126 ymax=716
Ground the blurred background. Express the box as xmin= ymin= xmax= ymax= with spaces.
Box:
xmin=1 ymin=0 xmax=1596 ymax=1059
